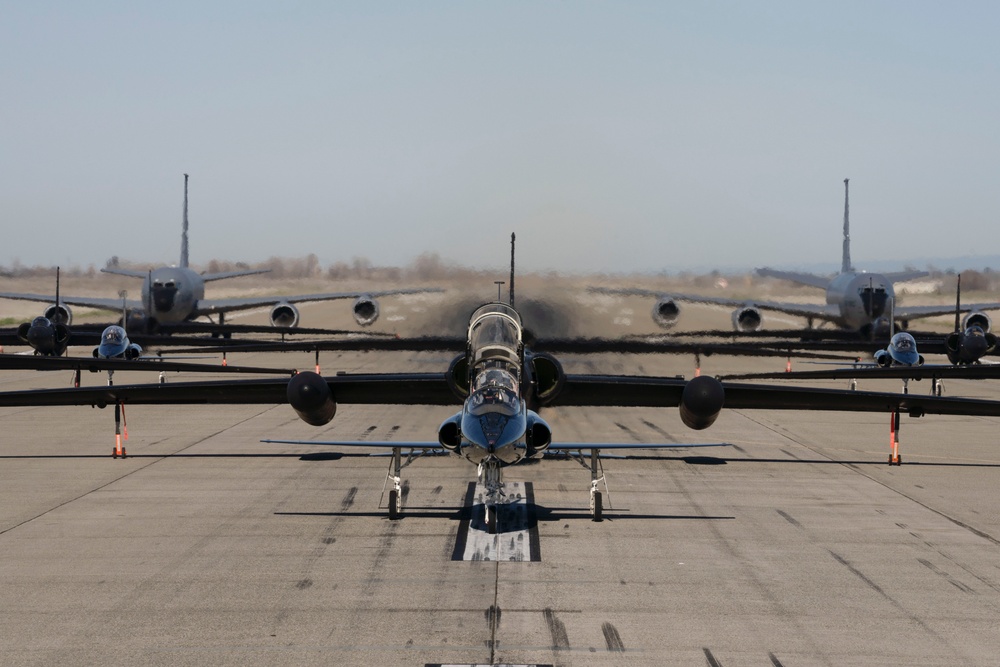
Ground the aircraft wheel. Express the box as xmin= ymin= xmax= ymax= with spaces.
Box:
xmin=486 ymin=505 xmax=498 ymax=534
xmin=592 ymin=491 xmax=603 ymax=522
xmin=388 ymin=489 xmax=399 ymax=520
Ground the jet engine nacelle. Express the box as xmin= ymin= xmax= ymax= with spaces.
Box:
xmin=43 ymin=303 xmax=72 ymax=326
xmin=962 ymin=311 xmax=992 ymax=333
xmin=270 ymin=302 xmax=300 ymax=328
xmin=529 ymin=351 xmax=565 ymax=406
xmin=525 ymin=412 xmax=552 ymax=458
xmin=679 ymin=376 xmax=725 ymax=430
xmin=731 ymin=305 xmax=763 ymax=332
xmin=438 ymin=413 xmax=462 ymax=451
xmin=286 ymin=371 xmax=336 ymax=426
xmin=353 ymin=296 xmax=379 ymax=326
xmin=652 ymin=298 xmax=680 ymax=329
xmin=447 ymin=353 xmax=470 ymax=399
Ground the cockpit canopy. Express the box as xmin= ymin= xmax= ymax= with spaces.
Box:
xmin=468 ymin=381 xmax=520 ymax=417
xmin=103 ymin=326 xmax=126 ymax=345
xmin=468 ymin=303 xmax=522 ymax=366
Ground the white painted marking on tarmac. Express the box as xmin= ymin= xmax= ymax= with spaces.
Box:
xmin=464 ymin=481 xmax=534 ymax=562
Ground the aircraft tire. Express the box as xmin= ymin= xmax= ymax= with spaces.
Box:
xmin=592 ymin=491 xmax=603 ymax=522
xmin=486 ymin=505 xmax=498 ymax=534
xmin=388 ymin=489 xmax=399 ymax=520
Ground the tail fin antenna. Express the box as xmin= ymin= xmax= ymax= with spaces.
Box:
xmin=509 ymin=232 xmax=516 ymax=308
xmin=842 ymin=178 xmax=852 ymax=273
xmin=954 ymin=273 xmax=962 ymax=333
xmin=180 ymin=173 xmax=190 ymax=269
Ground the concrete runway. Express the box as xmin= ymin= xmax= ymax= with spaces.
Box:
xmin=2 ymin=291 xmax=1000 ymax=665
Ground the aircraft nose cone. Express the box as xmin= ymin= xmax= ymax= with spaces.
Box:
xmin=965 ymin=335 xmax=988 ymax=360
xmin=27 ymin=326 xmax=56 ymax=354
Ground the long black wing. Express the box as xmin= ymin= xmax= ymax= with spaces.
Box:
xmin=0 ymin=373 xmax=456 ymax=408
xmin=0 ymin=372 xmax=999 ymax=419
xmin=550 ymin=374 xmax=1000 ymax=417
xmin=0 ymin=354 xmax=296 ymax=376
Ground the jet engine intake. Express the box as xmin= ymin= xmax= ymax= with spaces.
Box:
xmin=731 ymin=305 xmax=763 ymax=332
xmin=269 ymin=302 xmax=300 ymax=328
xmin=962 ymin=311 xmax=992 ymax=333
xmin=525 ymin=413 xmax=552 ymax=458
xmin=353 ymin=296 xmax=379 ymax=326
xmin=652 ymin=298 xmax=680 ymax=329
xmin=438 ymin=414 xmax=462 ymax=451
xmin=447 ymin=353 xmax=470 ymax=399
xmin=43 ymin=303 xmax=72 ymax=326
xmin=679 ymin=376 xmax=725 ymax=430
xmin=287 ymin=371 xmax=336 ymax=426
xmin=529 ymin=351 xmax=565 ymax=406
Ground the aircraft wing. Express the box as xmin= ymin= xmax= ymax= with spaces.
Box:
xmin=0 ymin=373 xmax=457 ymax=408
xmin=546 ymin=442 xmax=730 ymax=450
xmin=721 ymin=364 xmax=1000 ymax=382
xmin=0 ymin=291 xmax=142 ymax=313
xmin=885 ymin=271 xmax=931 ymax=283
xmin=0 ymin=353 xmax=295 ymax=375
xmin=258 ymin=438 xmax=730 ymax=453
xmin=191 ymin=288 xmax=444 ymax=317
xmin=1 ymin=372 xmax=999 ymax=419
xmin=549 ymin=374 xmax=1000 ymax=417
xmin=262 ymin=438 xmax=444 ymax=449
xmin=895 ymin=303 xmax=1000 ymax=321
xmin=754 ymin=268 xmax=832 ymax=289
xmin=589 ymin=287 xmax=842 ymax=323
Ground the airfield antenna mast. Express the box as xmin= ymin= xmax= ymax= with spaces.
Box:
xmin=509 ymin=232 xmax=516 ymax=307
xmin=842 ymin=178 xmax=852 ymax=273
xmin=180 ymin=173 xmax=190 ymax=269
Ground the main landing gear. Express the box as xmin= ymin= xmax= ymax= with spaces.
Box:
xmin=888 ymin=408 xmax=901 ymax=466
xmin=386 ymin=447 xmax=403 ymax=520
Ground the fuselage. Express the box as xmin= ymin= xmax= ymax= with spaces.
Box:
xmin=140 ymin=266 xmax=205 ymax=324
xmin=826 ymin=272 xmax=894 ymax=335
xmin=444 ymin=302 xmax=549 ymax=469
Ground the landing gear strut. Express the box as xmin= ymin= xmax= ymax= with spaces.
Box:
xmin=386 ymin=447 xmax=402 ymax=519
xmin=888 ymin=409 xmax=901 ymax=466
xmin=589 ymin=449 xmax=604 ymax=521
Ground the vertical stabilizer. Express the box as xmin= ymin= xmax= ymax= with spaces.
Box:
xmin=509 ymin=232 xmax=516 ymax=308
xmin=180 ymin=173 xmax=190 ymax=268
xmin=954 ymin=274 xmax=962 ymax=333
xmin=842 ymin=178 xmax=852 ymax=273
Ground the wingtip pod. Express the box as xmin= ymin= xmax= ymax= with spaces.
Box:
xmin=679 ymin=376 xmax=725 ymax=430
xmin=287 ymin=371 xmax=336 ymax=426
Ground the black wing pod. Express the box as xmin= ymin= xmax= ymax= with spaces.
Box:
xmin=287 ymin=371 xmax=336 ymax=426
xmin=679 ymin=376 xmax=725 ymax=430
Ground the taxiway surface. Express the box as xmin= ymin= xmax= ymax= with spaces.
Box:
xmin=1 ymin=291 xmax=999 ymax=666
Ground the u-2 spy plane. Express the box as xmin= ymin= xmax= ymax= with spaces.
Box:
xmin=0 ymin=175 xmax=441 ymax=332
xmin=592 ymin=180 xmax=1000 ymax=337
xmin=4 ymin=238 xmax=1000 ymax=528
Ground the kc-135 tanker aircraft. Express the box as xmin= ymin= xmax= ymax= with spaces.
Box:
xmin=0 ymin=175 xmax=441 ymax=332
xmin=3 ymin=236 xmax=1000 ymax=530
xmin=594 ymin=179 xmax=1000 ymax=337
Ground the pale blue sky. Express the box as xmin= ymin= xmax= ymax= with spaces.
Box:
xmin=3 ymin=2 xmax=998 ymax=273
